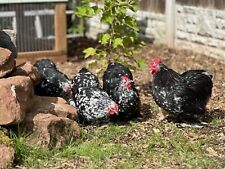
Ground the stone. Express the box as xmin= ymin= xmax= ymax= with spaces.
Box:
xmin=28 ymin=96 xmax=78 ymax=120
xmin=0 ymin=76 xmax=34 ymax=125
xmin=0 ymin=47 xmax=15 ymax=78
xmin=24 ymin=113 xmax=80 ymax=148
xmin=10 ymin=62 xmax=41 ymax=85
xmin=21 ymin=95 xmax=79 ymax=148
xmin=0 ymin=145 xmax=14 ymax=169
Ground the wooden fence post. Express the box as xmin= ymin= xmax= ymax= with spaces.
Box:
xmin=165 ymin=0 xmax=176 ymax=48
xmin=55 ymin=3 xmax=67 ymax=60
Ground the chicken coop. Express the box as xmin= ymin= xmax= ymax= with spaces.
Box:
xmin=0 ymin=0 xmax=68 ymax=64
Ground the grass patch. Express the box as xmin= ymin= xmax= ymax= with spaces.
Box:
xmin=210 ymin=117 xmax=222 ymax=126
xmin=13 ymin=122 xmax=224 ymax=168
xmin=145 ymin=129 xmax=218 ymax=168
xmin=13 ymin=136 xmax=50 ymax=167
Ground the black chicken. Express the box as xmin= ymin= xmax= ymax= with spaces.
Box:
xmin=0 ymin=30 xmax=17 ymax=58
xmin=103 ymin=62 xmax=140 ymax=120
xmin=34 ymin=58 xmax=57 ymax=70
xmin=148 ymin=58 xmax=213 ymax=122
xmin=34 ymin=59 xmax=72 ymax=100
xmin=72 ymin=68 xmax=118 ymax=123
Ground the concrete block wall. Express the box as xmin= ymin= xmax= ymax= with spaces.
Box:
xmin=135 ymin=11 xmax=166 ymax=43
xmin=85 ymin=4 xmax=225 ymax=60
xmin=86 ymin=11 xmax=166 ymax=43
xmin=176 ymin=5 xmax=225 ymax=50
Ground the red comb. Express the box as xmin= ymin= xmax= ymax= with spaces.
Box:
xmin=148 ymin=58 xmax=161 ymax=66
xmin=150 ymin=58 xmax=162 ymax=64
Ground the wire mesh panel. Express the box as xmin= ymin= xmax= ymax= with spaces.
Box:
xmin=0 ymin=3 xmax=55 ymax=52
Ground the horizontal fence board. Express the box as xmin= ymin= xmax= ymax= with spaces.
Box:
xmin=0 ymin=0 xmax=67 ymax=4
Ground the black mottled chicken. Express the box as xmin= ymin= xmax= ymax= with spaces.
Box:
xmin=103 ymin=62 xmax=140 ymax=120
xmin=34 ymin=59 xmax=72 ymax=100
xmin=148 ymin=58 xmax=213 ymax=122
xmin=72 ymin=68 xmax=119 ymax=123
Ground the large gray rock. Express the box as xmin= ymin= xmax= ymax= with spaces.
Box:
xmin=0 ymin=76 xmax=34 ymax=125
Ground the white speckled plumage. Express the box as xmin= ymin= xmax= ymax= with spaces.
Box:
xmin=72 ymin=68 xmax=100 ymax=93
xmin=72 ymin=68 xmax=118 ymax=123
xmin=74 ymin=87 xmax=118 ymax=123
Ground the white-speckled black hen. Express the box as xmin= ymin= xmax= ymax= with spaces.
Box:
xmin=71 ymin=68 xmax=118 ymax=123
xmin=72 ymin=68 xmax=100 ymax=93
xmin=148 ymin=58 xmax=213 ymax=121
xmin=103 ymin=62 xmax=140 ymax=120
xmin=34 ymin=59 xmax=72 ymax=100
xmin=73 ymin=87 xmax=119 ymax=124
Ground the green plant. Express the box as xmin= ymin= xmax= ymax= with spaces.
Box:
xmin=210 ymin=117 xmax=222 ymax=126
xmin=75 ymin=0 xmax=146 ymax=72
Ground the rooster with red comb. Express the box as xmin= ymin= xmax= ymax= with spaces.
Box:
xmin=103 ymin=61 xmax=141 ymax=120
xmin=148 ymin=57 xmax=213 ymax=123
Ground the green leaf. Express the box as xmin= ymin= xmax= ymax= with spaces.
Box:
xmin=92 ymin=6 xmax=101 ymax=15
xmin=129 ymin=3 xmax=138 ymax=12
xmin=75 ymin=6 xmax=95 ymax=17
xmin=98 ymin=51 xmax=107 ymax=58
xmin=83 ymin=47 xmax=96 ymax=58
xmin=136 ymin=57 xmax=147 ymax=70
xmin=113 ymin=38 xmax=124 ymax=48
xmin=101 ymin=12 xmax=114 ymax=24
xmin=124 ymin=49 xmax=133 ymax=56
xmin=124 ymin=16 xmax=139 ymax=32
xmin=100 ymin=33 xmax=111 ymax=45
xmin=123 ymin=35 xmax=135 ymax=47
